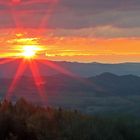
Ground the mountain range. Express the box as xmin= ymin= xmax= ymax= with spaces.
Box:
xmin=0 ymin=59 xmax=140 ymax=78
xmin=0 ymin=72 xmax=140 ymax=116
xmin=1 ymin=59 xmax=140 ymax=116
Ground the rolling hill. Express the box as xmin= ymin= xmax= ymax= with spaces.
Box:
xmin=0 ymin=72 xmax=140 ymax=116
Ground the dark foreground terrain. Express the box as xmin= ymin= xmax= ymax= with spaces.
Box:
xmin=0 ymin=98 xmax=140 ymax=140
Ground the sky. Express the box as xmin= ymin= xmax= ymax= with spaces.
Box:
xmin=0 ymin=0 xmax=140 ymax=63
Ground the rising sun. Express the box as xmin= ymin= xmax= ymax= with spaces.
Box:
xmin=21 ymin=45 xmax=41 ymax=59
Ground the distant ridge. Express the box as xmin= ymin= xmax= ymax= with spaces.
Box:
xmin=0 ymin=58 xmax=140 ymax=78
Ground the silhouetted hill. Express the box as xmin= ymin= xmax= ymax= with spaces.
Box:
xmin=1 ymin=72 xmax=140 ymax=97
xmin=94 ymin=72 xmax=120 ymax=79
xmin=89 ymin=73 xmax=140 ymax=96
xmin=34 ymin=72 xmax=140 ymax=96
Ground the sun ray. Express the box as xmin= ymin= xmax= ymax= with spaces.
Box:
xmin=29 ymin=59 xmax=47 ymax=101
xmin=6 ymin=59 xmax=27 ymax=100
xmin=39 ymin=0 xmax=59 ymax=29
xmin=39 ymin=59 xmax=100 ymax=91
xmin=10 ymin=1 xmax=23 ymax=29
xmin=39 ymin=59 xmax=75 ymax=77
xmin=10 ymin=7 xmax=22 ymax=28
xmin=1 ymin=0 xmax=61 ymax=102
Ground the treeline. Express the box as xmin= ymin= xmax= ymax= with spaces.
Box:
xmin=0 ymin=98 xmax=139 ymax=140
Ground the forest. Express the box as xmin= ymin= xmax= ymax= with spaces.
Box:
xmin=0 ymin=98 xmax=139 ymax=140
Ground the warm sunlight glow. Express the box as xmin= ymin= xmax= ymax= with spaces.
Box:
xmin=21 ymin=45 xmax=40 ymax=59
xmin=12 ymin=0 xmax=21 ymax=4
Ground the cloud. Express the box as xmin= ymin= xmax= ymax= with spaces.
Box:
xmin=52 ymin=25 xmax=140 ymax=38
xmin=48 ymin=1 xmax=140 ymax=29
xmin=0 ymin=0 xmax=140 ymax=38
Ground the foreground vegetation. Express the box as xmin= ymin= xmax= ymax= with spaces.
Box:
xmin=0 ymin=98 xmax=140 ymax=140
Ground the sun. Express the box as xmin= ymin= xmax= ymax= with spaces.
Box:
xmin=21 ymin=45 xmax=40 ymax=59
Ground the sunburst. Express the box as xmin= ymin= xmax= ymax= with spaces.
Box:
xmin=21 ymin=45 xmax=41 ymax=59
xmin=0 ymin=0 xmax=75 ymax=102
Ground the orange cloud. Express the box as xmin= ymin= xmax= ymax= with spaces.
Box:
xmin=0 ymin=29 xmax=140 ymax=63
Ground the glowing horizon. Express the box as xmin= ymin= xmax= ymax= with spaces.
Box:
xmin=0 ymin=31 xmax=140 ymax=63
xmin=0 ymin=0 xmax=140 ymax=101
xmin=0 ymin=0 xmax=139 ymax=63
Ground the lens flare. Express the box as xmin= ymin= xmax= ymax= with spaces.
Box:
xmin=21 ymin=45 xmax=41 ymax=59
